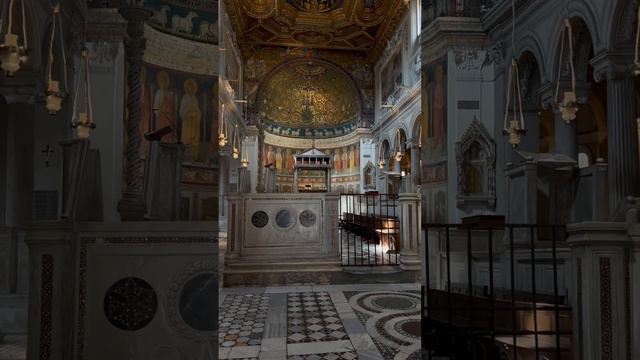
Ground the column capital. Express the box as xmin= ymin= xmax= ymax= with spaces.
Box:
xmin=590 ymin=50 xmax=635 ymax=82
xmin=87 ymin=8 xmax=127 ymax=43
xmin=566 ymin=222 xmax=630 ymax=248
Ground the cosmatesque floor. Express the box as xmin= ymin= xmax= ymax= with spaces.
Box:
xmin=219 ymin=283 xmax=421 ymax=360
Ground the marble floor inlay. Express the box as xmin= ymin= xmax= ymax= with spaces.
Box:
xmin=219 ymin=284 xmax=420 ymax=360
xmin=287 ymin=292 xmax=348 ymax=344
xmin=219 ymin=293 xmax=270 ymax=348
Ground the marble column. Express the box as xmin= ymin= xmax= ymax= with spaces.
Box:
xmin=629 ymin=225 xmax=640 ymax=360
xmin=244 ymin=125 xmax=259 ymax=193
xmin=398 ymin=192 xmax=421 ymax=271
xmin=218 ymin=148 xmax=230 ymax=233
xmin=554 ymin=111 xmax=578 ymax=159
xmin=566 ymin=222 xmax=632 ymax=360
xmin=606 ymin=77 xmax=640 ymax=213
xmin=116 ymin=6 xmax=152 ymax=221
xmin=410 ymin=143 xmax=421 ymax=188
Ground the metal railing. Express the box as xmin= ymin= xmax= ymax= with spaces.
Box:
xmin=338 ymin=193 xmax=400 ymax=266
xmin=422 ymin=223 xmax=572 ymax=360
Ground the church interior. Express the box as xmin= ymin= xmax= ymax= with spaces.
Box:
xmin=0 ymin=0 xmax=639 ymax=359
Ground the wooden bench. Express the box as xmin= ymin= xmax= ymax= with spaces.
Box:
xmin=340 ymin=212 xmax=400 ymax=250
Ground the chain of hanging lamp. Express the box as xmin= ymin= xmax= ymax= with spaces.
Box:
xmin=554 ymin=2 xmax=578 ymax=124
xmin=503 ymin=0 xmax=526 ymax=148
xmin=45 ymin=2 xmax=69 ymax=115
xmin=219 ymin=103 xmax=229 ymax=147
xmin=0 ymin=0 xmax=29 ymax=76
xmin=71 ymin=2 xmax=95 ymax=138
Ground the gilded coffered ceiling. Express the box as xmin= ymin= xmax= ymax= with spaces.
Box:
xmin=224 ymin=0 xmax=409 ymax=60
xmin=258 ymin=59 xmax=360 ymax=138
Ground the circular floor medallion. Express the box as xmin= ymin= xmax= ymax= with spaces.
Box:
xmin=251 ymin=211 xmax=269 ymax=228
xmin=399 ymin=319 xmax=421 ymax=338
xmin=104 ymin=277 xmax=157 ymax=331
xmin=299 ymin=210 xmax=316 ymax=227
xmin=275 ymin=209 xmax=295 ymax=228
xmin=372 ymin=296 xmax=416 ymax=311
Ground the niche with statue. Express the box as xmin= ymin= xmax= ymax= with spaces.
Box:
xmin=455 ymin=118 xmax=496 ymax=211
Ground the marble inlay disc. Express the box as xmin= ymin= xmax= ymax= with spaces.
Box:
xmin=179 ymin=273 xmax=218 ymax=332
xmin=299 ymin=210 xmax=316 ymax=227
xmin=251 ymin=211 xmax=269 ymax=228
xmin=275 ymin=209 xmax=295 ymax=228
xmin=104 ymin=277 xmax=157 ymax=331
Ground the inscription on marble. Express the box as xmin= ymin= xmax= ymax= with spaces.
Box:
xmin=275 ymin=209 xmax=295 ymax=228
xmin=251 ymin=211 xmax=269 ymax=228
xmin=104 ymin=277 xmax=157 ymax=331
xmin=299 ymin=210 xmax=316 ymax=227
xmin=179 ymin=273 xmax=217 ymax=332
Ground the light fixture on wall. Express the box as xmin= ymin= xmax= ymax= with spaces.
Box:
xmin=378 ymin=141 xmax=386 ymax=169
xmin=394 ymin=129 xmax=404 ymax=162
xmin=0 ymin=0 xmax=29 ymax=76
xmin=502 ymin=0 xmax=526 ymax=148
xmin=633 ymin=5 xmax=640 ymax=76
xmin=232 ymin=124 xmax=240 ymax=159
xmin=45 ymin=3 xmax=68 ymax=115
xmin=554 ymin=18 xmax=578 ymax=124
xmin=71 ymin=49 xmax=95 ymax=138
xmin=219 ymin=103 xmax=228 ymax=147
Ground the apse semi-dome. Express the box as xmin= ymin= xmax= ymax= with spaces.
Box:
xmin=257 ymin=59 xmax=361 ymax=139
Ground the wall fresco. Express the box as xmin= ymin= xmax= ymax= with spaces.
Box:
xmin=144 ymin=0 xmax=219 ymax=43
xmin=140 ymin=63 xmax=219 ymax=166
xmin=261 ymin=142 xmax=361 ymax=193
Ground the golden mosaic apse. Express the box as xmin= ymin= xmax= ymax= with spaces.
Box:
xmin=258 ymin=59 xmax=360 ymax=138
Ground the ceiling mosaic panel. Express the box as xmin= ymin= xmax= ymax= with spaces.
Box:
xmin=257 ymin=59 xmax=360 ymax=138
xmin=224 ymin=0 xmax=408 ymax=61
xmin=143 ymin=0 xmax=219 ymax=43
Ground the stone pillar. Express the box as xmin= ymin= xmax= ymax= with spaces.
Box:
xmin=629 ymin=224 xmax=640 ymax=360
xmin=24 ymin=222 xmax=75 ymax=360
xmin=324 ymin=193 xmax=341 ymax=259
xmin=554 ymin=110 xmax=578 ymax=159
xmin=225 ymin=193 xmax=242 ymax=260
xmin=218 ymin=148 xmax=230 ymax=232
xmin=606 ymin=77 xmax=640 ymax=214
xmin=244 ymin=125 xmax=259 ymax=193
xmin=410 ymin=144 xmax=421 ymax=188
xmin=116 ymin=5 xmax=152 ymax=221
xmin=398 ymin=192 xmax=421 ymax=271
xmin=566 ymin=222 xmax=632 ymax=360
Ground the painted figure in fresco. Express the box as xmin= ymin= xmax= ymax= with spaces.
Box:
xmin=349 ymin=145 xmax=355 ymax=170
xmin=140 ymin=68 xmax=151 ymax=157
xmin=180 ymin=79 xmax=202 ymax=154
xmin=267 ymin=145 xmax=275 ymax=166
xmin=433 ymin=65 xmax=445 ymax=150
xmin=154 ymin=70 xmax=176 ymax=143
xmin=275 ymin=148 xmax=283 ymax=174
xmin=333 ymin=149 xmax=341 ymax=173
xmin=285 ymin=148 xmax=294 ymax=175
xmin=341 ymin=147 xmax=349 ymax=172
xmin=355 ymin=144 xmax=360 ymax=169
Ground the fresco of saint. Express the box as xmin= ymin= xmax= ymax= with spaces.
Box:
xmin=180 ymin=79 xmax=202 ymax=157
xmin=154 ymin=70 xmax=177 ymax=143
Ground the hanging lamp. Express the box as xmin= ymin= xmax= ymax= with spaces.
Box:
xmin=0 ymin=0 xmax=29 ymax=76
xmin=377 ymin=141 xmax=386 ymax=169
xmin=633 ymin=5 xmax=640 ymax=76
xmin=394 ymin=129 xmax=404 ymax=162
xmin=241 ymin=136 xmax=249 ymax=168
xmin=554 ymin=17 xmax=578 ymax=124
xmin=45 ymin=3 xmax=68 ymax=115
xmin=219 ymin=104 xmax=228 ymax=147
xmin=232 ymin=124 xmax=240 ymax=159
xmin=71 ymin=49 xmax=95 ymax=138
xmin=502 ymin=0 xmax=527 ymax=148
